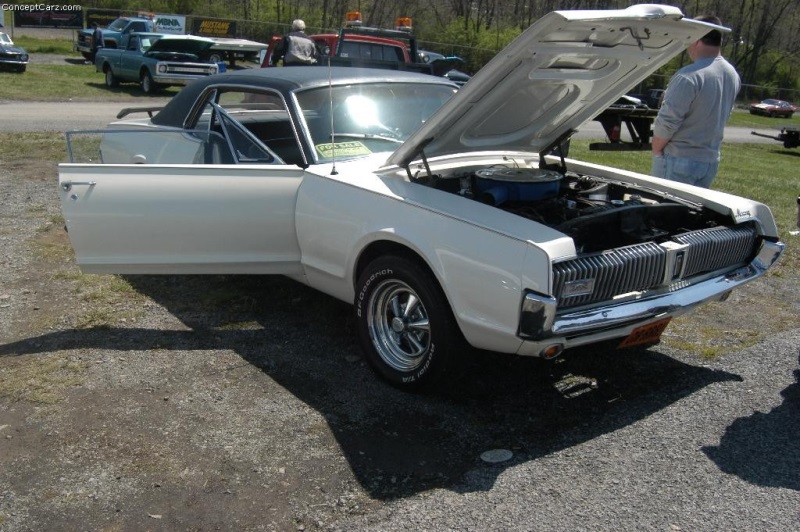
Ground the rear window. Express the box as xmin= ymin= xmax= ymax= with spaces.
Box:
xmin=338 ymin=41 xmax=404 ymax=62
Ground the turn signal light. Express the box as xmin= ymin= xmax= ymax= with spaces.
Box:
xmin=540 ymin=344 xmax=564 ymax=360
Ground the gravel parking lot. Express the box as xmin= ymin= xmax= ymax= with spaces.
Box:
xmin=1 ymin=99 xmax=799 ymax=529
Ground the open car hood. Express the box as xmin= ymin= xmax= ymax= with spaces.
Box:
xmin=146 ymin=35 xmax=216 ymax=55
xmin=385 ymin=4 xmax=727 ymax=169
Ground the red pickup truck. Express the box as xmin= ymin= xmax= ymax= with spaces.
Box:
xmin=261 ymin=21 xmax=463 ymax=79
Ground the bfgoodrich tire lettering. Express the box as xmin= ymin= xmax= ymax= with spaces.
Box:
xmin=355 ymin=256 xmax=461 ymax=390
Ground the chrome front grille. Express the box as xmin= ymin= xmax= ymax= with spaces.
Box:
xmin=165 ymin=65 xmax=214 ymax=75
xmin=552 ymin=224 xmax=758 ymax=309
xmin=673 ymin=225 xmax=758 ymax=277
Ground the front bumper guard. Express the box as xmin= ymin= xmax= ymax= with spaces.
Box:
xmin=520 ymin=239 xmax=784 ymax=342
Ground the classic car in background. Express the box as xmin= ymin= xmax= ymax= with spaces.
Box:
xmin=59 ymin=5 xmax=784 ymax=390
xmin=96 ymin=32 xmax=221 ymax=93
xmin=0 ymin=31 xmax=29 ymax=73
xmin=417 ymin=49 xmax=471 ymax=86
xmin=749 ymin=99 xmax=797 ymax=118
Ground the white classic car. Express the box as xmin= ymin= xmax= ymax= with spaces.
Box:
xmin=59 ymin=5 xmax=784 ymax=390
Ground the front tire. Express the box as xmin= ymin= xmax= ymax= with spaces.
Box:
xmin=355 ymin=256 xmax=461 ymax=390
xmin=140 ymin=70 xmax=158 ymax=94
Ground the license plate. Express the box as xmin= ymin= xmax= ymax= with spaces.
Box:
xmin=618 ymin=317 xmax=671 ymax=349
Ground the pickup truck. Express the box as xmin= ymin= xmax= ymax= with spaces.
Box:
xmin=75 ymin=16 xmax=155 ymax=60
xmin=77 ymin=15 xmax=268 ymax=67
xmin=95 ymin=33 xmax=220 ymax=94
xmin=262 ymin=24 xmax=463 ymax=77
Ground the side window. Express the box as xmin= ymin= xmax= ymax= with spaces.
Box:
xmin=217 ymin=109 xmax=275 ymax=163
xmin=388 ymin=46 xmax=404 ymax=62
xmin=339 ymin=41 xmax=359 ymax=59
xmin=190 ymin=88 xmax=307 ymax=166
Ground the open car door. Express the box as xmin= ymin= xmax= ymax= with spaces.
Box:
xmin=59 ymin=128 xmax=306 ymax=275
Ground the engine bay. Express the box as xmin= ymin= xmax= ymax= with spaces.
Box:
xmin=427 ymin=166 xmax=730 ymax=253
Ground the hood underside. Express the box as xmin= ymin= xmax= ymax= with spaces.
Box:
xmin=385 ymin=4 xmax=728 ymax=168
xmin=147 ymin=35 xmax=216 ymax=55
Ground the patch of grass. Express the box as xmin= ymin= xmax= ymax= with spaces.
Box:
xmin=73 ymin=308 xmax=117 ymax=329
xmin=0 ymin=63 xmax=179 ymax=101
xmin=661 ymin=296 xmax=797 ymax=357
xmin=0 ymin=354 xmax=87 ymax=404
xmin=52 ymin=269 xmax=83 ymax=282
xmin=32 ymin=238 xmax=72 ymax=262
xmin=78 ymin=275 xmax=139 ymax=302
xmin=728 ymin=108 xmax=800 ymax=129
xmin=12 ymin=35 xmax=76 ymax=55
xmin=0 ymin=132 xmax=67 ymax=163
xmin=49 ymin=213 xmax=66 ymax=226
xmin=663 ymin=328 xmax=758 ymax=359
xmin=698 ymin=345 xmax=724 ymax=359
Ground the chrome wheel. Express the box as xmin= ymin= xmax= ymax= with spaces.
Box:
xmin=356 ymin=256 xmax=460 ymax=389
xmin=367 ymin=279 xmax=431 ymax=372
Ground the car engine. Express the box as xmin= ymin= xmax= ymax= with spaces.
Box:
xmin=429 ymin=167 xmax=729 ymax=253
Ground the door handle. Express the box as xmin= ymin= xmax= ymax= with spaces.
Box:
xmin=61 ymin=181 xmax=96 ymax=192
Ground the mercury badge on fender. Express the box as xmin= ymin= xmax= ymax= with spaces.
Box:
xmin=58 ymin=5 xmax=784 ymax=390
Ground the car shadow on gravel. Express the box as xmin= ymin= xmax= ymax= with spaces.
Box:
xmin=1 ymin=274 xmax=744 ymax=500
xmin=702 ymin=354 xmax=800 ymax=491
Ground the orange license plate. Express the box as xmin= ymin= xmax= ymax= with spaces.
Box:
xmin=618 ymin=317 xmax=672 ymax=349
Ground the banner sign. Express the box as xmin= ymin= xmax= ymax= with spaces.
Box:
xmin=84 ymin=9 xmax=122 ymax=29
xmin=192 ymin=18 xmax=237 ymax=38
xmin=154 ymin=14 xmax=186 ymax=35
xmin=13 ymin=6 xmax=83 ymax=28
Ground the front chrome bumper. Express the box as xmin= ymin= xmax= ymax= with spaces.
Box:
xmin=519 ymin=239 xmax=784 ymax=347
xmin=152 ymin=75 xmax=204 ymax=85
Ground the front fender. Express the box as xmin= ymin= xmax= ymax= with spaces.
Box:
xmin=295 ymin=171 xmax=546 ymax=354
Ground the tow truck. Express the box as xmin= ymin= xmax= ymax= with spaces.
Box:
xmin=262 ymin=12 xmax=463 ymax=78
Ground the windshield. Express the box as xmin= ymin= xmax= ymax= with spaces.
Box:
xmin=108 ymin=18 xmax=129 ymax=31
xmin=295 ymin=82 xmax=456 ymax=162
xmin=0 ymin=33 xmax=12 ymax=45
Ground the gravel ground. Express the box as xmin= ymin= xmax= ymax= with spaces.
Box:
xmin=0 ymin=75 xmax=798 ymax=530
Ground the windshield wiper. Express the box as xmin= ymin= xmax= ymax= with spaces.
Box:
xmin=331 ymin=133 xmax=403 ymax=144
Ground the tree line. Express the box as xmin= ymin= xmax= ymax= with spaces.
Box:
xmin=74 ymin=0 xmax=800 ymax=92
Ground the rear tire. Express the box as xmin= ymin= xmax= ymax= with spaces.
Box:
xmin=104 ymin=68 xmax=118 ymax=88
xmin=355 ymin=256 xmax=462 ymax=391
